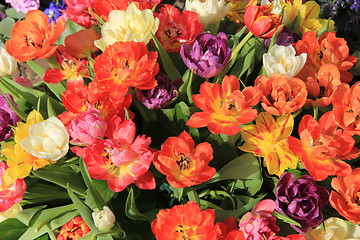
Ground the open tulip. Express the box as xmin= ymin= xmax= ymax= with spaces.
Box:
xmin=263 ymin=44 xmax=307 ymax=79
xmin=94 ymin=3 xmax=160 ymax=51
xmin=5 ymin=10 xmax=65 ymax=62
xmin=244 ymin=0 xmax=283 ymax=39
xmin=20 ymin=116 xmax=69 ymax=161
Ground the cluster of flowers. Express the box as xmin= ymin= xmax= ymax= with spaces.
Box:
xmin=0 ymin=0 xmax=360 ymax=239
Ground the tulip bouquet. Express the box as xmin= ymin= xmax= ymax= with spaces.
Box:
xmin=0 ymin=0 xmax=360 ymax=239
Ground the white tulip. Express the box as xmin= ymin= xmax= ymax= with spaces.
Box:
xmin=92 ymin=206 xmax=116 ymax=231
xmin=185 ymin=0 xmax=230 ymax=28
xmin=0 ymin=47 xmax=17 ymax=77
xmin=261 ymin=0 xmax=284 ymax=15
xmin=263 ymin=44 xmax=307 ymax=79
xmin=20 ymin=116 xmax=69 ymax=161
xmin=0 ymin=203 xmax=22 ymax=222
xmin=303 ymin=217 xmax=360 ymax=240
xmin=94 ymin=3 xmax=160 ymax=51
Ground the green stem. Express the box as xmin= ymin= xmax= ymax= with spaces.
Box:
xmin=205 ymin=22 xmax=220 ymax=36
xmin=215 ymin=31 xmax=254 ymax=83
xmin=186 ymin=188 xmax=200 ymax=205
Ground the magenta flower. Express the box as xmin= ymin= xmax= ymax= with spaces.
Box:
xmin=0 ymin=93 xmax=22 ymax=142
xmin=275 ymin=172 xmax=329 ymax=233
xmin=135 ymin=72 xmax=182 ymax=109
xmin=238 ymin=199 xmax=280 ymax=240
xmin=5 ymin=0 xmax=39 ymax=13
xmin=180 ymin=32 xmax=231 ymax=78
xmin=67 ymin=106 xmax=107 ymax=146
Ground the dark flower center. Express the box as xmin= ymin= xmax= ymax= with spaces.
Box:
xmin=176 ymin=153 xmax=191 ymax=171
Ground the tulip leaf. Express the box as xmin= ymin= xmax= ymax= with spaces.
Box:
xmin=17 ymin=205 xmax=47 ymax=226
xmin=32 ymin=165 xmax=87 ymax=197
xmin=125 ymin=187 xmax=149 ymax=222
xmin=317 ymin=19 xmax=331 ymax=38
xmin=57 ymin=19 xmax=86 ymax=45
xmin=273 ymin=210 xmax=302 ymax=227
xmin=28 ymin=204 xmax=75 ymax=228
xmin=150 ymin=32 xmax=182 ymax=81
xmin=206 ymin=194 xmax=265 ymax=222
xmin=0 ymin=218 xmax=28 ymax=240
xmin=18 ymin=209 xmax=78 ymax=240
xmin=46 ymin=98 xmax=57 ymax=117
xmin=26 ymin=60 xmax=65 ymax=101
xmin=79 ymin=158 xmax=106 ymax=210
xmin=206 ymin=153 xmax=263 ymax=195
xmin=230 ymin=38 xmax=257 ymax=80
xmin=67 ymin=185 xmax=101 ymax=234
xmin=0 ymin=76 xmax=65 ymax=117
xmin=0 ymin=90 xmax=28 ymax=121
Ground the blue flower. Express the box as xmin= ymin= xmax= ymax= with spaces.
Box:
xmin=44 ymin=2 xmax=64 ymax=23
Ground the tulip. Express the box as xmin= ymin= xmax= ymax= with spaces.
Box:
xmin=0 ymin=93 xmax=22 ymax=142
xmin=20 ymin=116 xmax=69 ymax=161
xmin=275 ymin=172 xmax=329 ymax=233
xmin=0 ymin=47 xmax=18 ymax=77
xmin=135 ymin=72 xmax=182 ymax=109
xmin=94 ymin=3 xmax=160 ymax=51
xmin=244 ymin=0 xmax=283 ymax=39
xmin=92 ymin=206 xmax=116 ymax=231
xmin=184 ymin=0 xmax=230 ymax=28
xmin=180 ymin=32 xmax=231 ymax=78
xmin=67 ymin=106 xmax=107 ymax=146
xmin=263 ymin=44 xmax=307 ymax=79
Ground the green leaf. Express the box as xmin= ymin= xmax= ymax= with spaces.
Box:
xmin=26 ymin=60 xmax=65 ymax=101
xmin=273 ymin=210 xmax=301 ymax=227
xmin=19 ymin=210 xmax=78 ymax=240
xmin=125 ymin=187 xmax=149 ymax=222
xmin=0 ymin=91 xmax=28 ymax=121
xmin=0 ymin=76 xmax=65 ymax=117
xmin=210 ymin=194 xmax=265 ymax=222
xmin=67 ymin=185 xmax=101 ymax=234
xmin=79 ymin=158 xmax=106 ymax=210
xmin=29 ymin=204 xmax=75 ymax=228
xmin=0 ymin=17 xmax=15 ymax=37
xmin=230 ymin=38 xmax=257 ymax=79
xmin=317 ymin=19 xmax=330 ymax=38
xmin=32 ymin=165 xmax=87 ymax=197
xmin=207 ymin=153 xmax=263 ymax=195
xmin=0 ymin=218 xmax=28 ymax=240
xmin=151 ymin=32 xmax=182 ymax=81
xmin=46 ymin=98 xmax=57 ymax=117
xmin=17 ymin=205 xmax=47 ymax=226
xmin=5 ymin=8 xmax=25 ymax=19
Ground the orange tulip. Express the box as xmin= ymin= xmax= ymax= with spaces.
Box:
xmin=330 ymin=168 xmax=360 ymax=224
xmin=5 ymin=10 xmax=65 ymax=63
xmin=187 ymin=75 xmax=261 ymax=135
xmin=255 ymin=73 xmax=307 ymax=116
xmin=244 ymin=0 xmax=283 ymax=39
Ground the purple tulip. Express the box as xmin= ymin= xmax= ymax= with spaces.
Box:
xmin=275 ymin=172 xmax=329 ymax=233
xmin=180 ymin=32 xmax=231 ymax=78
xmin=0 ymin=93 xmax=22 ymax=141
xmin=263 ymin=26 xmax=301 ymax=48
xmin=135 ymin=72 xmax=182 ymax=109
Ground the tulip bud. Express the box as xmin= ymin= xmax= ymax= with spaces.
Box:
xmin=92 ymin=206 xmax=116 ymax=231
xmin=0 ymin=47 xmax=18 ymax=77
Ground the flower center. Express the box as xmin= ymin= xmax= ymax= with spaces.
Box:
xmin=176 ymin=153 xmax=191 ymax=171
xmin=175 ymin=224 xmax=193 ymax=240
xmin=48 ymin=10 xmax=55 ymax=19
